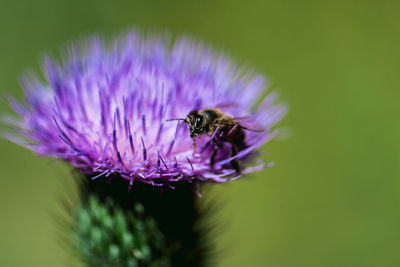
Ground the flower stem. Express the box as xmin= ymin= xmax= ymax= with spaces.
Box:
xmin=76 ymin=176 xmax=211 ymax=266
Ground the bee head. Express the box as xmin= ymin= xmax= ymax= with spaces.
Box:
xmin=166 ymin=111 xmax=206 ymax=138
xmin=187 ymin=110 xmax=206 ymax=138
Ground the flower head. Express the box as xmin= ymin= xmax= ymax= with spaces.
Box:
xmin=6 ymin=32 xmax=286 ymax=187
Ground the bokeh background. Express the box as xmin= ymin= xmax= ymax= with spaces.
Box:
xmin=0 ymin=0 xmax=399 ymax=266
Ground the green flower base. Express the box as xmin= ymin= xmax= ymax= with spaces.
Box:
xmin=75 ymin=195 xmax=171 ymax=266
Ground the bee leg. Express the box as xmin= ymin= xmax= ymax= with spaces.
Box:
xmin=192 ymin=137 xmax=197 ymax=155
xmin=230 ymin=144 xmax=241 ymax=173
xmin=210 ymin=138 xmax=219 ymax=169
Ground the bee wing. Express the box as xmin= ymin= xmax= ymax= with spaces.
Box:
xmin=237 ymin=118 xmax=266 ymax=132
xmin=217 ymin=117 xmax=266 ymax=133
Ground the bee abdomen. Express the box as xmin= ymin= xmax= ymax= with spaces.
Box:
xmin=221 ymin=125 xmax=246 ymax=150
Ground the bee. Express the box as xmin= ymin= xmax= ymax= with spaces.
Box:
xmin=167 ymin=108 xmax=262 ymax=173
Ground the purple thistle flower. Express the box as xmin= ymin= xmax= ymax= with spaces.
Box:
xmin=6 ymin=32 xmax=286 ymax=187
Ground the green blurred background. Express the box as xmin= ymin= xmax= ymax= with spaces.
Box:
xmin=0 ymin=0 xmax=399 ymax=266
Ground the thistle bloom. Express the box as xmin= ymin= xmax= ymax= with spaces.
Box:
xmin=7 ymin=32 xmax=286 ymax=187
